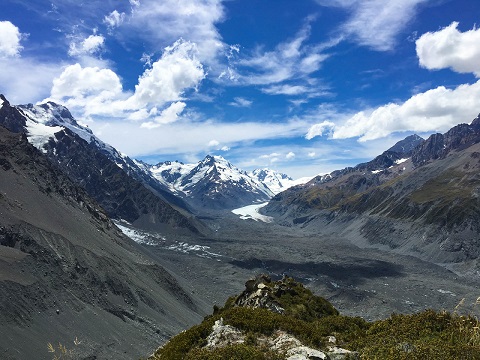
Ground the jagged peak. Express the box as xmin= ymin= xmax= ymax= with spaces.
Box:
xmin=0 ymin=94 xmax=10 ymax=107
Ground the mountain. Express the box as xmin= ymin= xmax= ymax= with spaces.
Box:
xmin=249 ymin=168 xmax=295 ymax=195
xmin=0 ymin=124 xmax=203 ymax=359
xmin=146 ymin=155 xmax=278 ymax=210
xmin=264 ymin=115 xmax=480 ymax=266
xmin=0 ymin=95 xmax=201 ymax=235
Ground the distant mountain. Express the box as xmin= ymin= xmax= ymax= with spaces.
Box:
xmin=249 ymin=168 xmax=294 ymax=195
xmin=0 ymin=95 xmax=201 ymax=235
xmin=264 ymin=115 xmax=480 ymax=265
xmin=147 ymin=155 xmax=274 ymax=210
xmin=0 ymin=124 xmax=203 ymax=359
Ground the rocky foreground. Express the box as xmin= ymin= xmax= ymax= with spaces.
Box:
xmin=149 ymin=274 xmax=480 ymax=360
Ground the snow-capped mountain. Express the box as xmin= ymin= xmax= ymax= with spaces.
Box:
xmin=1 ymin=94 xmax=301 ymax=212
xmin=0 ymin=95 xmax=199 ymax=233
xmin=249 ymin=168 xmax=294 ymax=195
xmin=143 ymin=156 xmax=309 ymax=210
xmin=146 ymin=155 xmax=274 ymax=209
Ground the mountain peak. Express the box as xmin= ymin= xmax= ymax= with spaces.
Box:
xmin=387 ymin=134 xmax=424 ymax=155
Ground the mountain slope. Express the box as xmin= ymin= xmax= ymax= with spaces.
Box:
xmin=0 ymin=95 xmax=201 ymax=235
xmin=264 ymin=116 xmax=480 ymax=266
xmin=0 ymin=124 xmax=203 ymax=359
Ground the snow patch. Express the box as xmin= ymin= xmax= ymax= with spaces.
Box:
xmin=232 ymin=202 xmax=274 ymax=223
xmin=371 ymin=169 xmax=383 ymax=174
xmin=25 ymin=120 xmax=63 ymax=152
xmin=437 ymin=289 xmax=456 ymax=296
xmin=166 ymin=241 xmax=222 ymax=259
xmin=395 ymin=158 xmax=409 ymax=164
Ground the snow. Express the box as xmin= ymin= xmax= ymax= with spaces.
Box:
xmin=232 ymin=202 xmax=274 ymax=223
xmin=0 ymin=98 xmax=3 ymax=110
xmin=371 ymin=169 xmax=383 ymax=174
xmin=395 ymin=158 xmax=409 ymax=164
xmin=25 ymin=120 xmax=63 ymax=152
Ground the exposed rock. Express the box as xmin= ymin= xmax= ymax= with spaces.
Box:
xmin=205 ymin=318 xmax=244 ymax=349
xmin=286 ymin=346 xmax=327 ymax=360
xmin=235 ymin=274 xmax=285 ymax=314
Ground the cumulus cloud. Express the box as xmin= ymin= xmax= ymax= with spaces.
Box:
xmin=48 ymin=39 xmax=205 ymax=123
xmin=0 ymin=21 xmax=23 ymax=57
xmin=286 ymin=152 xmax=296 ymax=160
xmin=104 ymin=10 xmax=126 ymax=29
xmin=208 ymin=139 xmax=220 ymax=147
xmin=316 ymin=0 xmax=429 ymax=51
xmin=141 ymin=101 xmax=186 ymax=128
xmin=48 ymin=63 xmax=124 ymax=115
xmin=125 ymin=39 xmax=205 ymax=109
xmin=305 ymin=121 xmax=335 ymax=140
xmin=416 ymin=22 xmax=480 ymax=77
xmin=307 ymin=81 xmax=480 ymax=142
xmin=68 ymin=34 xmax=105 ymax=57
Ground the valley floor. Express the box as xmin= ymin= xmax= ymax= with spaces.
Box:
xmin=126 ymin=212 xmax=480 ymax=333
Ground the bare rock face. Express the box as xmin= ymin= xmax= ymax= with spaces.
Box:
xmin=234 ymin=274 xmax=285 ymax=314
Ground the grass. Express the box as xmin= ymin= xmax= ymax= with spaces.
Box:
xmin=149 ymin=277 xmax=480 ymax=360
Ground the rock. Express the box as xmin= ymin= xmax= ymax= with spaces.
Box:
xmin=205 ymin=318 xmax=244 ymax=349
xmin=286 ymin=345 xmax=327 ymax=360
xmin=327 ymin=346 xmax=360 ymax=360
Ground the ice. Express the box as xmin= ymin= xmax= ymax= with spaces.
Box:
xmin=232 ymin=202 xmax=274 ymax=223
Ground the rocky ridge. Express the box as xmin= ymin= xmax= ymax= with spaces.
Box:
xmin=0 ymin=95 xmax=201 ymax=235
xmin=150 ymin=274 xmax=480 ymax=359
xmin=0 ymin=124 xmax=204 ymax=359
xmin=264 ymin=114 xmax=480 ymax=268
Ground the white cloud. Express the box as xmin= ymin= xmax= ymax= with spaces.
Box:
xmin=236 ymin=19 xmax=328 ymax=86
xmin=286 ymin=152 xmax=296 ymax=160
xmin=48 ymin=39 xmax=205 ymax=122
xmin=127 ymin=0 xmax=225 ymax=63
xmin=104 ymin=10 xmax=126 ymax=29
xmin=47 ymin=63 xmax=124 ymax=115
xmin=0 ymin=21 xmax=23 ymax=57
xmin=416 ymin=22 xmax=480 ymax=77
xmin=305 ymin=121 xmax=335 ymax=140
xmin=208 ymin=139 xmax=220 ymax=147
xmin=308 ymin=80 xmax=480 ymax=142
xmin=260 ymin=153 xmax=281 ymax=159
xmin=316 ymin=0 xmax=429 ymax=51
xmin=308 ymin=152 xmax=316 ymax=157
xmin=229 ymin=97 xmax=252 ymax=107
xmin=125 ymin=39 xmax=205 ymax=109
xmin=141 ymin=101 xmax=186 ymax=128
xmin=68 ymin=34 xmax=105 ymax=57
xmin=220 ymin=146 xmax=230 ymax=151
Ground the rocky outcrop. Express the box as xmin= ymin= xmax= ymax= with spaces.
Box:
xmin=234 ymin=274 xmax=285 ymax=313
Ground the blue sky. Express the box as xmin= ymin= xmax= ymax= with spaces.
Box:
xmin=1 ymin=0 xmax=480 ymax=178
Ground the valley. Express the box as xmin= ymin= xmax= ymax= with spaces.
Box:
xmin=121 ymin=212 xmax=480 ymax=327
xmin=1 ymin=94 xmax=480 ymax=359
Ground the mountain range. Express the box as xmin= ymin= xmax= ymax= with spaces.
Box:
xmin=0 ymin=94 xmax=300 ymax=213
xmin=264 ymin=114 xmax=480 ymax=267
xmin=3 ymin=93 xmax=480 ymax=359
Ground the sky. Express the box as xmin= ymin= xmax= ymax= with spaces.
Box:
xmin=1 ymin=0 xmax=480 ymax=178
